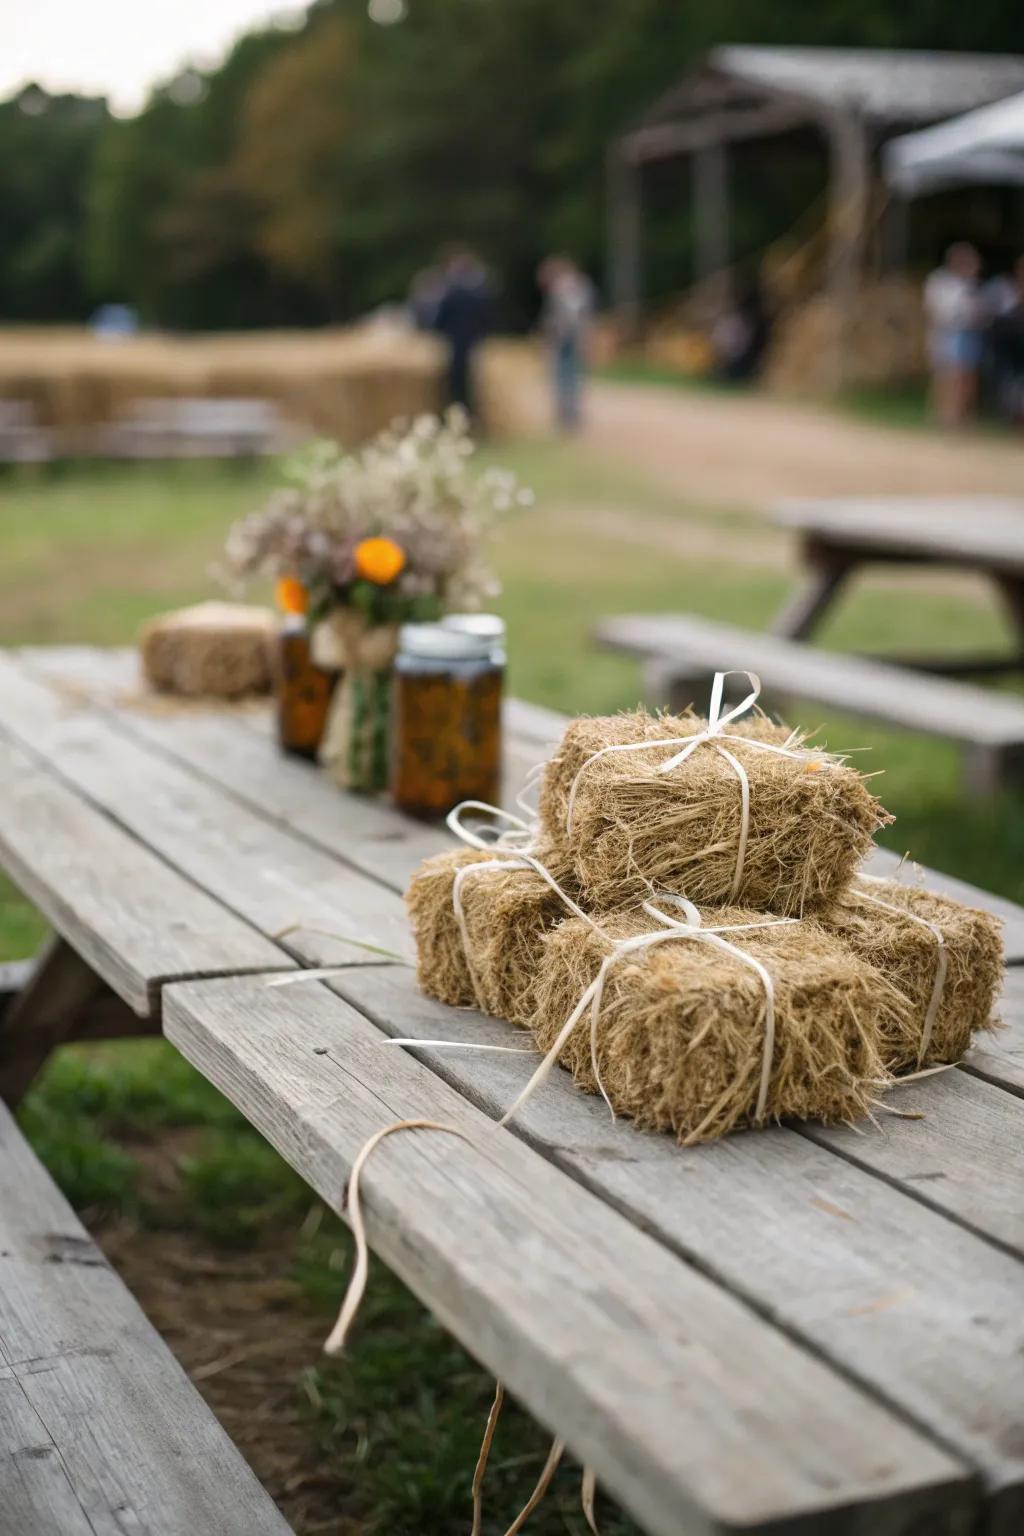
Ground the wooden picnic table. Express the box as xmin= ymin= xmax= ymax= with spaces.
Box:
xmin=771 ymin=495 xmax=1024 ymax=673
xmin=2 ymin=645 xmax=1024 ymax=1536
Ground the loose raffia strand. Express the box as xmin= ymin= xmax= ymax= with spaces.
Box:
xmin=323 ymin=1118 xmax=469 ymax=1356
xmin=581 ymin=1466 xmax=600 ymax=1533
xmin=504 ymin=1437 xmax=567 ymax=1536
xmin=470 ymin=1382 xmax=506 ymax=1536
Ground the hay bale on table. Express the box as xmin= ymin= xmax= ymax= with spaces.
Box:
xmin=538 ymin=709 xmax=888 ymax=917
xmin=139 ymin=602 xmax=275 ymax=698
xmin=531 ymin=910 xmax=903 ymax=1144
xmin=405 ymin=843 xmax=579 ymax=1025
xmin=820 ymin=877 xmax=1004 ymax=1072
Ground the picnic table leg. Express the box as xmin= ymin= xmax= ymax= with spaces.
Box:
xmin=995 ymin=574 xmax=1024 ymax=666
xmin=0 ymin=935 xmax=147 ymax=1109
xmin=771 ymin=541 xmax=854 ymax=641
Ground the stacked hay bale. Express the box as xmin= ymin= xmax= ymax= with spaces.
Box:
xmin=407 ymin=703 xmax=1003 ymax=1144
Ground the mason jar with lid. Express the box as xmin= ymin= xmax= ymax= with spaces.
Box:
xmin=391 ymin=620 xmax=504 ymax=818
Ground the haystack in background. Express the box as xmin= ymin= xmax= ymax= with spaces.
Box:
xmin=0 ymin=323 xmax=445 ymax=450
xmin=763 ymin=277 xmax=926 ymax=396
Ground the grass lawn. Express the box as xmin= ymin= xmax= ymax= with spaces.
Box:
xmin=2 ymin=446 xmax=1022 ymax=1532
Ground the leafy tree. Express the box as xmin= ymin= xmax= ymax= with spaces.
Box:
xmin=0 ymin=86 xmax=109 ymax=321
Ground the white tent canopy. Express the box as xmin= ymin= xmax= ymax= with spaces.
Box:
xmin=885 ymin=90 xmax=1024 ymax=195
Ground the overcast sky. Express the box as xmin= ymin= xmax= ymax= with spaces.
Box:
xmin=0 ymin=1 xmax=310 ymax=113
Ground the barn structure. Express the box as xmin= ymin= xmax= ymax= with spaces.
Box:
xmin=609 ymin=45 xmax=1024 ymax=353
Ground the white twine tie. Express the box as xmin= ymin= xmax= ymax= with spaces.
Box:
xmin=853 ymin=874 xmax=948 ymax=1067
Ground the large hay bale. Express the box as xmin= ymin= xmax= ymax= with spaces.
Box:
xmin=531 ymin=909 xmax=900 ymax=1144
xmin=139 ymin=602 xmax=275 ymax=698
xmin=820 ymin=877 xmax=1004 ymax=1072
xmin=405 ymin=843 xmax=579 ymax=1024
xmin=764 ymin=278 xmax=926 ymax=398
xmin=538 ymin=709 xmax=888 ymax=916
xmin=0 ymin=324 xmax=445 ymax=447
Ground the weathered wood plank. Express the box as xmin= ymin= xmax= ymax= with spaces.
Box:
xmin=0 ymin=1369 xmax=96 ymax=1536
xmin=0 ymin=726 xmax=291 ymax=1013
xmin=801 ymin=1069 xmax=1024 ymax=1261
xmin=966 ymin=969 xmax=1024 ymax=1097
xmin=771 ymin=497 xmax=1024 ymax=572
xmin=164 ymin=972 xmax=968 ymax=1536
xmin=593 ymin=612 xmax=1024 ymax=746
xmin=0 ymin=1101 xmax=294 ymax=1535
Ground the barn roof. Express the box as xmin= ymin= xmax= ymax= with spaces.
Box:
xmin=628 ymin=47 xmax=1024 ymax=161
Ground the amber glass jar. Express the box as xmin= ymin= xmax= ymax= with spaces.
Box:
xmin=274 ymin=615 xmax=339 ymax=760
xmin=391 ymin=622 xmax=503 ymax=818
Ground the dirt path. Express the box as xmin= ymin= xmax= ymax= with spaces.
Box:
xmin=578 ymin=381 xmax=1023 ymax=512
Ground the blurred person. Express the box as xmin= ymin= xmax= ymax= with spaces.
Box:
xmin=924 ymin=243 xmax=984 ymax=428
xmin=537 ymin=255 xmax=595 ymax=430
xmin=711 ymin=276 xmax=770 ymax=384
xmin=434 ymin=247 xmax=493 ymax=418
xmin=987 ymin=257 xmax=1024 ymax=425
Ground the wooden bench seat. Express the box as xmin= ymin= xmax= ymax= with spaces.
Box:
xmin=594 ymin=612 xmax=1024 ymax=794
xmin=0 ymin=1100 xmax=294 ymax=1536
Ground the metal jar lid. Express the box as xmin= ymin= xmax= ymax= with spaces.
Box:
xmin=398 ymin=622 xmax=494 ymax=661
xmin=441 ymin=612 xmax=506 ymax=642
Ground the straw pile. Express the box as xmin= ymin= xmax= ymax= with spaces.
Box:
xmin=406 ymin=843 xmax=579 ymax=1025
xmin=532 ymin=910 xmax=899 ymax=1143
xmin=139 ymin=602 xmax=275 ymax=697
xmin=820 ymin=877 xmax=1003 ymax=1071
xmin=538 ymin=709 xmax=888 ymax=915
xmin=405 ymin=699 xmax=1003 ymax=1147
xmin=0 ymin=324 xmax=443 ymax=448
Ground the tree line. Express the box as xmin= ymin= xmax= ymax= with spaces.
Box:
xmin=1 ymin=0 xmax=1020 ymax=330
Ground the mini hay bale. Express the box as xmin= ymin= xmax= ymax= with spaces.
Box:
xmin=820 ymin=878 xmax=1004 ymax=1072
xmin=405 ymin=843 xmax=579 ymax=1024
xmin=538 ymin=708 xmax=888 ymax=916
xmin=531 ymin=910 xmax=902 ymax=1144
xmin=139 ymin=602 xmax=275 ymax=698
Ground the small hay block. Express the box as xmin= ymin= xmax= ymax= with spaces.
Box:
xmin=820 ymin=877 xmax=1004 ymax=1072
xmin=139 ymin=601 xmax=275 ymax=698
xmin=405 ymin=843 xmax=578 ymax=1024
xmin=538 ymin=709 xmax=888 ymax=916
xmin=531 ymin=910 xmax=904 ymax=1144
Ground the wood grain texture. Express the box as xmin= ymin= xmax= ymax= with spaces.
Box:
xmin=0 ymin=723 xmax=290 ymax=1013
xmin=966 ymin=969 xmax=1024 ymax=1097
xmin=163 ymin=972 xmax=968 ymax=1536
xmin=0 ymin=1102 xmax=294 ymax=1536
xmin=801 ymin=1069 xmax=1024 ymax=1260
xmin=21 ymin=649 xmax=1024 ymax=1519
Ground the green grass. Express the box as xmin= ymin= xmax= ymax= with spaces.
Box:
xmin=2 ymin=445 xmax=1021 ymax=1532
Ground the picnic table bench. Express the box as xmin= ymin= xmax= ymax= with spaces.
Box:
xmin=2 ymin=646 xmax=1024 ymax=1535
xmin=594 ymin=611 xmax=1024 ymax=794
xmin=770 ymin=495 xmax=1024 ymax=673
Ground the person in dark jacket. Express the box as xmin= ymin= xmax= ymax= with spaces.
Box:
xmin=434 ymin=248 xmax=493 ymax=418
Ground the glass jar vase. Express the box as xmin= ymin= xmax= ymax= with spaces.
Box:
xmin=391 ymin=622 xmax=504 ymax=818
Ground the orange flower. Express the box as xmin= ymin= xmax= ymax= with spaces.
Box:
xmin=354 ymin=536 xmax=406 ymax=585
xmin=275 ymin=576 xmax=308 ymax=615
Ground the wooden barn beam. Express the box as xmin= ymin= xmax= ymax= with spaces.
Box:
xmin=826 ymin=107 xmax=871 ymax=388
xmin=607 ymin=146 xmax=643 ymax=337
xmin=692 ymin=141 xmax=729 ymax=282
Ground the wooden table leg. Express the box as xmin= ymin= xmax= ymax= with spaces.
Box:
xmin=0 ymin=936 xmax=148 ymax=1109
xmin=771 ymin=541 xmax=853 ymax=640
